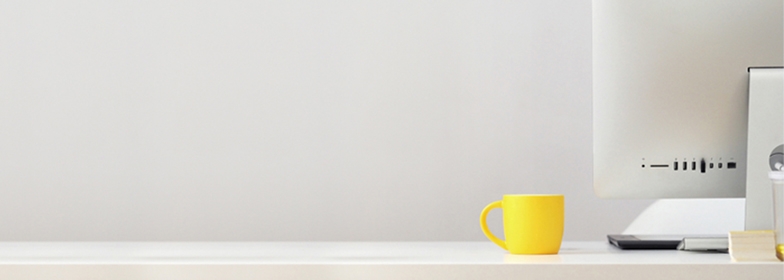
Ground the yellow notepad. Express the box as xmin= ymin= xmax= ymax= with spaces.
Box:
xmin=728 ymin=231 xmax=779 ymax=262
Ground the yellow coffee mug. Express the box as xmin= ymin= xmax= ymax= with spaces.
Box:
xmin=480 ymin=194 xmax=564 ymax=254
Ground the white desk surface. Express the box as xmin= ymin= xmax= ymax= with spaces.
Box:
xmin=0 ymin=242 xmax=780 ymax=280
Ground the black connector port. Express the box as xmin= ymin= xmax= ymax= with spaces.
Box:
xmin=727 ymin=162 xmax=736 ymax=169
xmin=700 ymin=159 xmax=706 ymax=173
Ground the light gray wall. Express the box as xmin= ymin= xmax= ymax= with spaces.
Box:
xmin=0 ymin=0 xmax=653 ymax=241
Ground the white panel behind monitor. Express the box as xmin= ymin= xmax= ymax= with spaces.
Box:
xmin=592 ymin=0 xmax=783 ymax=198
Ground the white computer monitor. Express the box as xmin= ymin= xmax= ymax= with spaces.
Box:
xmin=592 ymin=0 xmax=782 ymax=199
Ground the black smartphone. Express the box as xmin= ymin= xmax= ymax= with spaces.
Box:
xmin=607 ymin=234 xmax=685 ymax=249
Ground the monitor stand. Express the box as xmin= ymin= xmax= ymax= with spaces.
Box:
xmin=745 ymin=67 xmax=783 ymax=231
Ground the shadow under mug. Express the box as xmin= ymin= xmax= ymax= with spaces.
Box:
xmin=480 ymin=194 xmax=564 ymax=254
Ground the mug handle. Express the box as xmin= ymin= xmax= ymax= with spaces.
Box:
xmin=480 ymin=201 xmax=507 ymax=250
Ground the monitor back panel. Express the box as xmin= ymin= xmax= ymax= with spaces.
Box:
xmin=592 ymin=0 xmax=783 ymax=198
